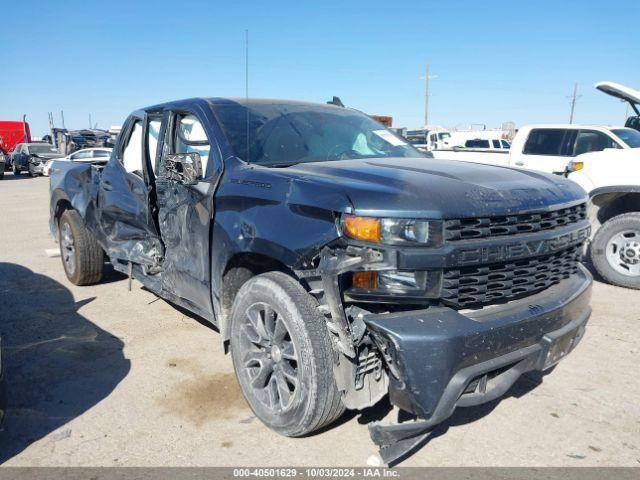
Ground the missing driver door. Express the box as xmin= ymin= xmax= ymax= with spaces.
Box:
xmin=154 ymin=109 xmax=218 ymax=319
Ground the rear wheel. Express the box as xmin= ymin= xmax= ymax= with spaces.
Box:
xmin=12 ymin=164 xmax=20 ymax=176
xmin=230 ymin=272 xmax=344 ymax=437
xmin=58 ymin=209 xmax=104 ymax=285
xmin=591 ymin=212 xmax=640 ymax=289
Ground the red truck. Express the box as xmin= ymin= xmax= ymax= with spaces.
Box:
xmin=0 ymin=119 xmax=31 ymax=156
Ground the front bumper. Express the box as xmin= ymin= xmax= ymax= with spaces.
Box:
xmin=29 ymin=162 xmax=45 ymax=174
xmin=365 ymin=264 xmax=592 ymax=459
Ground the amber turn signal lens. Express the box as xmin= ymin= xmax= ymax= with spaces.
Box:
xmin=343 ymin=215 xmax=381 ymax=242
xmin=352 ymin=271 xmax=379 ymax=289
xmin=572 ymin=162 xmax=584 ymax=171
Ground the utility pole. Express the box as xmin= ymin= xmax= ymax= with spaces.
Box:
xmin=568 ymin=83 xmax=581 ymax=124
xmin=89 ymin=113 xmax=93 ymax=129
xmin=421 ymin=64 xmax=438 ymax=128
xmin=60 ymin=111 xmax=66 ymax=129
xmin=424 ymin=64 xmax=430 ymax=127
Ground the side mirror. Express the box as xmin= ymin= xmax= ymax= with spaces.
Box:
xmin=163 ymin=152 xmax=202 ymax=185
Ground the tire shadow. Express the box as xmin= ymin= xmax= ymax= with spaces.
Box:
xmin=0 ymin=262 xmax=130 ymax=464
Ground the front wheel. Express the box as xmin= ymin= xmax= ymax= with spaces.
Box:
xmin=58 ymin=209 xmax=104 ymax=285
xmin=591 ymin=212 xmax=640 ymax=289
xmin=230 ymin=272 xmax=344 ymax=437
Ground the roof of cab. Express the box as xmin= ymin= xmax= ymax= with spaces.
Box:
xmin=143 ymin=97 xmax=347 ymax=112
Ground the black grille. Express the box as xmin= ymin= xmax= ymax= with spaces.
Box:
xmin=444 ymin=203 xmax=587 ymax=242
xmin=442 ymin=245 xmax=582 ymax=308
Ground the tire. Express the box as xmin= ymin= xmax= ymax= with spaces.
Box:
xmin=0 ymin=169 xmax=4 ymax=180
xmin=230 ymin=271 xmax=345 ymax=437
xmin=28 ymin=164 xmax=35 ymax=177
xmin=58 ymin=209 xmax=104 ymax=285
xmin=12 ymin=164 xmax=20 ymax=176
xmin=591 ymin=212 xmax=640 ymax=289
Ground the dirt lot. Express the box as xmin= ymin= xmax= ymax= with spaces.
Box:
xmin=0 ymin=173 xmax=639 ymax=467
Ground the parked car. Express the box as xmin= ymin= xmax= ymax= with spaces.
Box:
xmin=8 ymin=143 xmax=63 ymax=176
xmin=43 ymin=148 xmax=112 ymax=176
xmin=564 ymin=130 xmax=640 ymax=289
xmin=432 ymin=124 xmax=639 ymax=174
xmin=50 ymin=98 xmax=592 ymax=463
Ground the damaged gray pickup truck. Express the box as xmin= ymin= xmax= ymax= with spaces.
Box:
xmin=50 ymin=98 xmax=592 ymax=463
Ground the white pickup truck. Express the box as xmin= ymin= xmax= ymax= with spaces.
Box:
xmin=433 ymin=119 xmax=640 ymax=290
xmin=432 ymin=123 xmax=640 ymax=174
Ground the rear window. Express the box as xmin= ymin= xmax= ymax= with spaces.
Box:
xmin=523 ymin=129 xmax=566 ymax=155
xmin=465 ymin=139 xmax=490 ymax=148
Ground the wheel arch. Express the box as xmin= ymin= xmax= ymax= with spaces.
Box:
xmin=589 ymin=186 xmax=640 ymax=232
xmin=218 ymin=251 xmax=302 ymax=349
xmin=50 ymin=192 xmax=73 ymax=239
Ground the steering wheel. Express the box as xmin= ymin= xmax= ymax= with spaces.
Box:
xmin=326 ymin=145 xmax=359 ymax=161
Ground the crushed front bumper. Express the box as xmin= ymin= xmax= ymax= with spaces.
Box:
xmin=29 ymin=162 xmax=45 ymax=174
xmin=365 ymin=264 xmax=592 ymax=463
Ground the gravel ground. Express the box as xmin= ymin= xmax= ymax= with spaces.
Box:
xmin=0 ymin=173 xmax=639 ymax=467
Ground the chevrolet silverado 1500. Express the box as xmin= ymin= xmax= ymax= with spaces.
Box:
xmin=49 ymin=98 xmax=592 ymax=463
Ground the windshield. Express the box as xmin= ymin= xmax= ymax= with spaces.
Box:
xmin=29 ymin=144 xmax=58 ymax=154
xmin=612 ymin=128 xmax=640 ymax=148
xmin=212 ymin=102 xmax=424 ymax=166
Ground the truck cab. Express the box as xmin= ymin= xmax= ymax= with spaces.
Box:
xmin=405 ymin=128 xmax=451 ymax=151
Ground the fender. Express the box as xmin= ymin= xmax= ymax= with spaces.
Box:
xmin=588 ymin=185 xmax=640 ymax=232
xmin=590 ymin=185 xmax=640 ymax=203
xmin=209 ymin=161 xmax=354 ymax=340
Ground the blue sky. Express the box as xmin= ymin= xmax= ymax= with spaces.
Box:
xmin=1 ymin=0 xmax=639 ymax=136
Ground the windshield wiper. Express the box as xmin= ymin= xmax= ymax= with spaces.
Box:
xmin=264 ymin=162 xmax=301 ymax=168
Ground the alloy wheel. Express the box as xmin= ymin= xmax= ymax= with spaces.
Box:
xmin=60 ymin=222 xmax=76 ymax=276
xmin=237 ymin=302 xmax=299 ymax=413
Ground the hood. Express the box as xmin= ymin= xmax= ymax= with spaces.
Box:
xmin=34 ymin=152 xmax=65 ymax=160
xmin=596 ymin=81 xmax=640 ymax=106
xmin=280 ymin=157 xmax=586 ymax=218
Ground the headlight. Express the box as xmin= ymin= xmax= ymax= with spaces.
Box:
xmin=342 ymin=215 xmax=443 ymax=246
xmin=349 ymin=270 xmax=442 ymax=298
